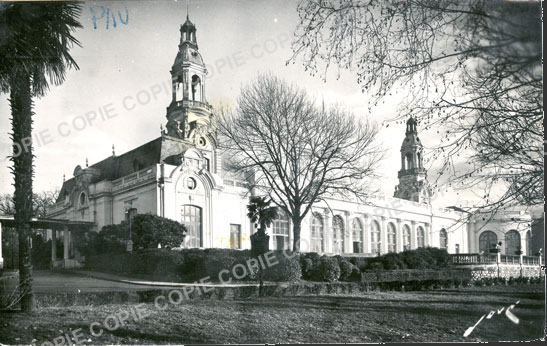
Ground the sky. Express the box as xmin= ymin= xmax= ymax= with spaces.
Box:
xmin=0 ymin=0 xmax=483 ymax=208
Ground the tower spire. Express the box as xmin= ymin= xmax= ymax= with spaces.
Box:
xmin=394 ymin=118 xmax=430 ymax=203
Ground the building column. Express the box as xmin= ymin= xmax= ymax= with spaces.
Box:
xmin=380 ymin=216 xmax=387 ymax=254
xmin=63 ymin=227 xmax=69 ymax=260
xmin=411 ymin=221 xmax=417 ymax=249
xmin=0 ymin=222 xmax=3 ymax=269
xmin=323 ymin=209 xmax=332 ymax=254
xmin=520 ymin=231 xmax=528 ymax=256
xmin=425 ymin=223 xmax=431 ymax=247
xmin=51 ymin=229 xmax=57 ymax=262
xmin=345 ymin=211 xmax=352 ymax=254
xmin=396 ymin=218 xmax=403 ymax=253
xmin=288 ymin=218 xmax=294 ymax=252
xmin=363 ymin=215 xmax=371 ymax=254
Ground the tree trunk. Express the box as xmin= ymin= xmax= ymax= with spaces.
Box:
xmin=10 ymin=73 xmax=35 ymax=312
xmin=292 ymin=216 xmax=302 ymax=253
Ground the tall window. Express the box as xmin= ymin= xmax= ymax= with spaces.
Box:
xmin=505 ymin=230 xmax=521 ymax=255
xmin=181 ymin=205 xmax=202 ymax=247
xmin=387 ymin=223 xmax=397 ymax=253
xmin=439 ymin=228 xmax=448 ymax=250
xmin=526 ymin=230 xmax=531 ymax=256
xmin=479 ymin=231 xmax=497 ymax=253
xmin=272 ymin=210 xmax=290 ymax=251
xmin=371 ymin=220 xmax=381 ymax=254
xmin=125 ymin=207 xmax=137 ymax=223
xmin=175 ymin=76 xmax=183 ymax=101
xmin=191 ymin=75 xmax=202 ymax=101
xmin=352 ymin=218 xmax=363 ymax=253
xmin=230 ymin=224 xmax=241 ymax=249
xmin=311 ymin=213 xmax=324 ymax=253
xmin=332 ymin=216 xmax=345 ymax=254
xmin=416 ymin=226 xmax=425 ymax=248
xmin=402 ymin=225 xmax=411 ymax=250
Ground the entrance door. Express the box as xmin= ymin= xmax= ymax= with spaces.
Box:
xmin=181 ymin=205 xmax=202 ymax=247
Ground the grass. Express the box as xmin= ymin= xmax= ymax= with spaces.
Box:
xmin=0 ymin=284 xmax=544 ymax=344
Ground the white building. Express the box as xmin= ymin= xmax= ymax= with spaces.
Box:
xmin=42 ymin=16 xmax=533 ymax=268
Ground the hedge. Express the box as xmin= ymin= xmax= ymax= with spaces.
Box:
xmin=85 ymin=246 xmax=539 ymax=286
xmin=86 ymin=248 xmax=302 ymax=283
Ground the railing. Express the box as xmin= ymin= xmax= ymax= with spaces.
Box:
xmin=451 ymin=253 xmax=543 ymax=266
xmin=48 ymin=202 xmax=66 ymax=214
xmin=112 ymin=167 xmax=156 ymax=192
xmin=398 ymin=168 xmax=426 ymax=178
xmin=500 ymin=254 xmax=520 ymax=264
xmin=223 ymin=179 xmax=249 ymax=188
xmin=451 ymin=253 xmax=497 ymax=264
xmin=168 ymin=100 xmax=213 ymax=112
xmin=523 ymin=256 xmax=543 ymax=265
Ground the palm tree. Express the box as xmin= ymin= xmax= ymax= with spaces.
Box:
xmin=247 ymin=196 xmax=277 ymax=295
xmin=0 ymin=2 xmax=82 ymax=311
xmin=247 ymin=196 xmax=278 ymax=235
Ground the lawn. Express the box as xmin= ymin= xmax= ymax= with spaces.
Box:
xmin=0 ymin=284 xmax=544 ymax=344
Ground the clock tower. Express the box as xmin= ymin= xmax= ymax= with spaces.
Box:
xmin=164 ymin=14 xmax=214 ymax=147
xmin=394 ymin=117 xmax=432 ymax=203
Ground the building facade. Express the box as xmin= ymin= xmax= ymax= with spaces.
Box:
xmin=45 ymin=16 xmax=535 ymax=267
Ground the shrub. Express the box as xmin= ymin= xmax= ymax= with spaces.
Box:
xmin=368 ymin=261 xmax=385 ymax=271
xmin=300 ymin=252 xmax=322 ymax=281
xmin=347 ymin=257 xmax=368 ymax=271
xmin=132 ymin=214 xmax=187 ymax=249
xmin=320 ymin=256 xmax=341 ymax=282
xmin=82 ymin=224 xmax=127 ymax=255
xmin=179 ymin=248 xmax=244 ymax=282
xmin=382 ymin=253 xmax=407 ymax=270
xmin=338 ymin=258 xmax=355 ymax=281
xmin=301 ymin=258 xmax=314 ymax=278
xmin=262 ymin=251 xmax=301 ymax=282
xmin=401 ymin=247 xmax=452 ymax=269
xmin=350 ymin=266 xmax=361 ymax=282
xmin=31 ymin=232 xmax=51 ymax=269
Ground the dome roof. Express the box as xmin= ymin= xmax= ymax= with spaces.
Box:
xmin=173 ymin=44 xmax=204 ymax=67
xmin=181 ymin=16 xmax=196 ymax=31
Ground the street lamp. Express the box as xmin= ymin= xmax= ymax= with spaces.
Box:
xmin=125 ymin=207 xmax=136 ymax=252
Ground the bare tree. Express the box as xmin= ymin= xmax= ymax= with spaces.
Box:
xmin=32 ymin=189 xmax=59 ymax=218
xmin=0 ymin=193 xmax=15 ymax=215
xmin=219 ymin=74 xmax=384 ymax=251
xmin=290 ymin=0 xmax=542 ymax=210
xmin=0 ymin=189 xmax=59 ymax=218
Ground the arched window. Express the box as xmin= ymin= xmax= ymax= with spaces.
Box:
xmin=403 ymin=225 xmax=411 ymax=250
xmin=181 ymin=205 xmax=202 ymax=247
xmin=417 ymin=226 xmax=425 ymax=248
xmin=479 ymin=231 xmax=497 ymax=253
xmin=332 ymin=216 xmax=345 ymax=254
xmin=371 ymin=220 xmax=381 ymax=254
xmin=272 ymin=209 xmax=290 ymax=251
xmin=439 ymin=228 xmax=448 ymax=250
xmin=387 ymin=222 xmax=397 ymax=253
xmin=352 ymin=218 xmax=363 ymax=253
xmin=175 ymin=76 xmax=183 ymax=101
xmin=505 ymin=230 xmax=521 ymax=255
xmin=405 ymin=153 xmax=412 ymax=169
xmin=311 ymin=213 xmax=324 ymax=253
xmin=191 ymin=75 xmax=202 ymax=102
